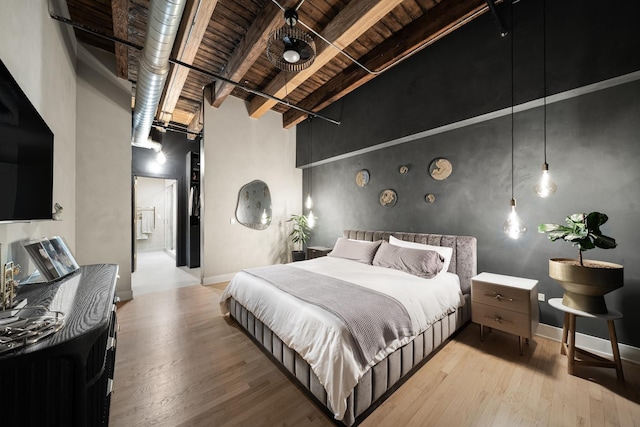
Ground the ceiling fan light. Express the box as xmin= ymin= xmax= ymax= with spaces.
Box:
xmin=266 ymin=25 xmax=316 ymax=72
xmin=283 ymin=49 xmax=300 ymax=63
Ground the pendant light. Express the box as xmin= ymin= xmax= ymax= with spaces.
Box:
xmin=305 ymin=117 xmax=315 ymax=229
xmin=503 ymin=1 xmax=527 ymax=240
xmin=534 ymin=0 xmax=557 ymax=197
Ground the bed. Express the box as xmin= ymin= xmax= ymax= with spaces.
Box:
xmin=220 ymin=230 xmax=477 ymax=426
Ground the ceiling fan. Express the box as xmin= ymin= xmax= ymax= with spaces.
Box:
xmin=266 ymin=8 xmax=316 ymax=72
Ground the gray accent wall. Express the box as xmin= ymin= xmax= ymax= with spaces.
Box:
xmin=297 ymin=0 xmax=640 ymax=347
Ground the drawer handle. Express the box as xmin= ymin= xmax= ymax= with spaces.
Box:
xmin=107 ymin=378 xmax=114 ymax=396
xmin=485 ymin=292 xmax=513 ymax=302
xmin=486 ymin=315 xmax=513 ymax=324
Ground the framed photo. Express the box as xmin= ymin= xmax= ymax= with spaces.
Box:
xmin=22 ymin=237 xmax=79 ymax=282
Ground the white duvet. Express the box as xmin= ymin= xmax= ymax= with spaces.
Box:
xmin=219 ymin=256 xmax=464 ymax=421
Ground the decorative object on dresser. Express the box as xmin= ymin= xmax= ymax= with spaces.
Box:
xmin=0 ymin=264 xmax=119 ymax=427
xmin=21 ymin=236 xmax=80 ymax=282
xmin=471 ymin=272 xmax=539 ymax=355
xmin=538 ymin=212 xmax=622 ymax=314
xmin=287 ymin=214 xmax=312 ymax=261
xmin=220 ymin=230 xmax=477 ymax=426
xmin=306 ymin=246 xmax=332 ymax=259
xmin=548 ymin=298 xmax=624 ymax=380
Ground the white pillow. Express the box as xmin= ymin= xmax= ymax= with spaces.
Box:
xmin=389 ymin=235 xmax=453 ymax=273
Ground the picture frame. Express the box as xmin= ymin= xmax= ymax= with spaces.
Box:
xmin=21 ymin=237 xmax=79 ymax=282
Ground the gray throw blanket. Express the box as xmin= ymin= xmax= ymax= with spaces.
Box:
xmin=243 ymin=264 xmax=414 ymax=367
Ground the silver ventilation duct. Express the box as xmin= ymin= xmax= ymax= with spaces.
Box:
xmin=131 ymin=0 xmax=187 ymax=147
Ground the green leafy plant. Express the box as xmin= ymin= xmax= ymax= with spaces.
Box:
xmin=538 ymin=212 xmax=617 ymax=266
xmin=287 ymin=214 xmax=311 ymax=251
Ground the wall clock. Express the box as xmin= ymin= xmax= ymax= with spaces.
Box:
xmin=429 ymin=158 xmax=453 ymax=180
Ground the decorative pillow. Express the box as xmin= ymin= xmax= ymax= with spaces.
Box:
xmin=327 ymin=238 xmax=382 ymax=264
xmin=372 ymin=241 xmax=444 ymax=279
xmin=389 ymin=235 xmax=453 ymax=273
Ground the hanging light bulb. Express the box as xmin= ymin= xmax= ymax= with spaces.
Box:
xmin=534 ymin=162 xmax=557 ymax=197
xmin=156 ymin=150 xmax=166 ymax=165
xmin=305 ymin=194 xmax=313 ymax=210
xmin=534 ymin=0 xmax=558 ymax=198
xmin=503 ymin=198 xmax=527 ymax=239
xmin=307 ymin=210 xmax=315 ymax=229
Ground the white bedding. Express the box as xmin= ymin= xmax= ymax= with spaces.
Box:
xmin=219 ymin=256 xmax=464 ymax=421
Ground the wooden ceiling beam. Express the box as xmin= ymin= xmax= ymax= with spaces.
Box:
xmin=111 ymin=0 xmax=129 ymax=79
xmin=156 ymin=0 xmax=218 ymax=123
xmin=282 ymin=0 xmax=492 ymax=129
xmin=187 ymin=104 xmax=203 ymax=140
xmin=247 ymin=0 xmax=404 ymax=119
xmin=211 ymin=0 xmax=298 ymax=108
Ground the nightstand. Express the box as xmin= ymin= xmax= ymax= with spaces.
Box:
xmin=471 ymin=272 xmax=539 ymax=355
xmin=306 ymin=246 xmax=332 ymax=259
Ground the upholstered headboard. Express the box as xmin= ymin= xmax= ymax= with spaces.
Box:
xmin=343 ymin=230 xmax=477 ymax=295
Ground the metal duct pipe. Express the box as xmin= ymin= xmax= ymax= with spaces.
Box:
xmin=131 ymin=0 xmax=187 ymax=145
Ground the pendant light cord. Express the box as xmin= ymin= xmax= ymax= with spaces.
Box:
xmin=542 ymin=0 xmax=547 ymax=164
xmin=308 ymin=116 xmax=313 ymax=204
xmin=510 ymin=0 xmax=515 ymax=200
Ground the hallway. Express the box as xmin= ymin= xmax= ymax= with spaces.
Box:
xmin=132 ymin=251 xmax=200 ymax=296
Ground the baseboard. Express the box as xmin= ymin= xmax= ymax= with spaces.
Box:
xmin=203 ymin=272 xmax=236 ymax=286
xmin=117 ymin=289 xmax=133 ymax=301
xmin=536 ymin=323 xmax=640 ymax=365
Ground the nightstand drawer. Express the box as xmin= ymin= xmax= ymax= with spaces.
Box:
xmin=472 ymin=303 xmax=532 ymax=339
xmin=472 ymin=281 xmax=531 ymax=314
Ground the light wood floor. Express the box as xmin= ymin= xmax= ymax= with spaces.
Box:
xmin=110 ymin=283 xmax=640 ymax=427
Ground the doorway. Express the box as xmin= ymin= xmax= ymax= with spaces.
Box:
xmin=132 ymin=176 xmax=200 ymax=295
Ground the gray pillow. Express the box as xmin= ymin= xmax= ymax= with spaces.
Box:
xmin=327 ymin=238 xmax=382 ymax=264
xmin=372 ymin=241 xmax=444 ymax=279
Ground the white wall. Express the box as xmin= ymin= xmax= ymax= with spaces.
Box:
xmin=203 ymin=96 xmax=300 ymax=284
xmin=76 ymin=44 xmax=133 ymax=299
xmin=0 ymin=0 xmax=77 ymax=276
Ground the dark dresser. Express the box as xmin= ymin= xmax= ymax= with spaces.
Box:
xmin=0 ymin=264 xmax=119 ymax=426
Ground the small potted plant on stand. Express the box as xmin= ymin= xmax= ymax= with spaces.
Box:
xmin=538 ymin=212 xmax=623 ymax=314
xmin=287 ymin=214 xmax=311 ymax=262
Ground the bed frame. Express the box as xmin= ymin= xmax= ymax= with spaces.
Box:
xmin=227 ymin=230 xmax=477 ymax=426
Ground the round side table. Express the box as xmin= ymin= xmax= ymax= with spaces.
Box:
xmin=548 ymin=298 xmax=624 ymax=380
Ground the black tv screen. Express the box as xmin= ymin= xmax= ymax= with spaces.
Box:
xmin=0 ymin=59 xmax=54 ymax=222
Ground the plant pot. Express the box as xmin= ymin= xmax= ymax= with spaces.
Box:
xmin=291 ymin=250 xmax=306 ymax=262
xmin=548 ymin=258 xmax=623 ymax=314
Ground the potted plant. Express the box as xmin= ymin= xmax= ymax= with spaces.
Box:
xmin=538 ymin=212 xmax=623 ymax=313
xmin=287 ymin=214 xmax=311 ymax=261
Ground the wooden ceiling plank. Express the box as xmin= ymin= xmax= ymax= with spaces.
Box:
xmin=111 ymin=0 xmax=129 ymax=79
xmin=282 ymin=0 xmax=490 ymax=128
xmin=157 ymin=0 xmax=219 ymax=122
xmin=211 ymin=0 xmax=299 ymax=108
xmin=248 ymin=0 xmax=404 ymax=119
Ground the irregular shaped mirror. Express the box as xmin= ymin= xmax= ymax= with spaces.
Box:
xmin=235 ymin=180 xmax=272 ymax=230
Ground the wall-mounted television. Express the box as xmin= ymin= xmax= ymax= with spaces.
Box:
xmin=0 ymin=59 xmax=54 ymax=222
